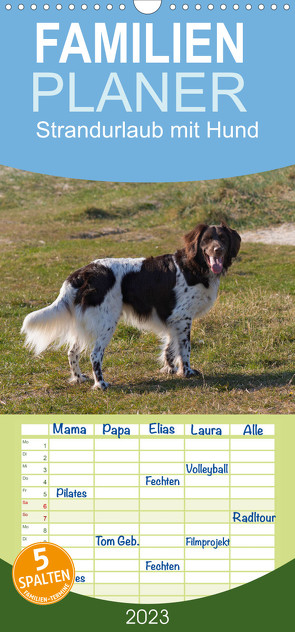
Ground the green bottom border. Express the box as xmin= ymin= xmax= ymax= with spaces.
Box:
xmin=2 ymin=558 xmax=294 ymax=630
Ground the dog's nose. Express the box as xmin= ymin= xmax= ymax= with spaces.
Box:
xmin=214 ymin=246 xmax=223 ymax=256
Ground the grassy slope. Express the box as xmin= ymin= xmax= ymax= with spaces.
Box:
xmin=1 ymin=166 xmax=295 ymax=414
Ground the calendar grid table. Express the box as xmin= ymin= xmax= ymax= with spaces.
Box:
xmin=21 ymin=422 xmax=275 ymax=604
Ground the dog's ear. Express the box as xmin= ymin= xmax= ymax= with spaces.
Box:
xmin=184 ymin=224 xmax=208 ymax=260
xmin=221 ymin=222 xmax=241 ymax=268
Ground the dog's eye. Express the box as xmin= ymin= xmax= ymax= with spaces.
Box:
xmin=202 ymin=234 xmax=214 ymax=243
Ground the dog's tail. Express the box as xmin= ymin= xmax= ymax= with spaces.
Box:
xmin=21 ymin=282 xmax=78 ymax=355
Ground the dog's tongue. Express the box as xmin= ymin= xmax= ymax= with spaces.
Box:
xmin=209 ymin=256 xmax=223 ymax=274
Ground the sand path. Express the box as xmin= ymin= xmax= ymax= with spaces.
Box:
xmin=241 ymin=223 xmax=295 ymax=246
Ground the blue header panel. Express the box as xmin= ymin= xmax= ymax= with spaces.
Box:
xmin=0 ymin=2 xmax=294 ymax=182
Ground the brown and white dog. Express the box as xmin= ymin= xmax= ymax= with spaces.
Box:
xmin=21 ymin=223 xmax=241 ymax=390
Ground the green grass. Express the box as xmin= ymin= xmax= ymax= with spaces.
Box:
xmin=1 ymin=165 xmax=295 ymax=414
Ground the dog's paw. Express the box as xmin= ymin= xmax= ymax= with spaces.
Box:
xmin=186 ymin=368 xmax=201 ymax=378
xmin=80 ymin=374 xmax=89 ymax=383
xmin=69 ymin=374 xmax=89 ymax=385
xmin=92 ymin=381 xmax=109 ymax=391
xmin=178 ymin=368 xmax=201 ymax=378
xmin=160 ymin=365 xmax=177 ymax=375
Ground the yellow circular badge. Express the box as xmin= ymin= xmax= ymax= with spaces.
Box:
xmin=12 ymin=542 xmax=75 ymax=605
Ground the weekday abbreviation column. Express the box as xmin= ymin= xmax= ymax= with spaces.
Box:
xmin=21 ymin=424 xmax=49 ymax=549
